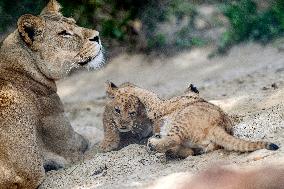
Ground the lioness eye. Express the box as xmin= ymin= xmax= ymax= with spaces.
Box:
xmin=114 ymin=107 xmax=120 ymax=114
xmin=129 ymin=112 xmax=136 ymax=116
xmin=58 ymin=30 xmax=72 ymax=36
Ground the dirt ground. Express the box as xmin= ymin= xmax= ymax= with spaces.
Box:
xmin=40 ymin=43 xmax=284 ymax=189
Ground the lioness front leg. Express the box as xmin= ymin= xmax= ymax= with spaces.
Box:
xmin=42 ymin=151 xmax=68 ymax=172
xmin=41 ymin=113 xmax=89 ymax=163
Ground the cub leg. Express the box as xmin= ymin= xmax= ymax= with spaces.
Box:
xmin=198 ymin=143 xmax=220 ymax=154
xmin=99 ymin=125 xmax=120 ymax=152
xmin=177 ymin=146 xmax=194 ymax=158
xmin=167 ymin=145 xmax=194 ymax=158
xmin=147 ymin=123 xmax=184 ymax=153
xmin=147 ymin=136 xmax=180 ymax=153
xmin=99 ymin=110 xmax=120 ymax=152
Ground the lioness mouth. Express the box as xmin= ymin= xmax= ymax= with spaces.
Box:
xmin=77 ymin=49 xmax=103 ymax=67
xmin=78 ymin=57 xmax=93 ymax=66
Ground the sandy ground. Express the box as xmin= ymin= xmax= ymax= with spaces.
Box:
xmin=40 ymin=43 xmax=284 ymax=189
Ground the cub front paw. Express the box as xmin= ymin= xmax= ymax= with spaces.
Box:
xmin=99 ymin=144 xmax=112 ymax=152
xmin=147 ymin=137 xmax=160 ymax=153
xmin=99 ymin=141 xmax=119 ymax=152
xmin=147 ymin=142 xmax=156 ymax=152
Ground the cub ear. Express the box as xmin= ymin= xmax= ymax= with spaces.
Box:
xmin=41 ymin=0 xmax=62 ymax=15
xmin=134 ymin=97 xmax=146 ymax=113
xmin=17 ymin=14 xmax=45 ymax=50
xmin=137 ymin=98 xmax=145 ymax=108
xmin=105 ymin=81 xmax=118 ymax=98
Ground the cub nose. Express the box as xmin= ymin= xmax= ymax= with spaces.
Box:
xmin=89 ymin=35 xmax=100 ymax=43
xmin=120 ymin=126 xmax=127 ymax=130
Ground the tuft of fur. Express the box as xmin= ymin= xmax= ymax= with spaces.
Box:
xmin=189 ymin=84 xmax=199 ymax=94
xmin=106 ymin=82 xmax=279 ymax=158
xmin=41 ymin=0 xmax=62 ymax=15
xmin=88 ymin=50 xmax=105 ymax=70
xmin=267 ymin=143 xmax=279 ymax=151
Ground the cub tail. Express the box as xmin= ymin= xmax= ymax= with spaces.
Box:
xmin=210 ymin=127 xmax=279 ymax=152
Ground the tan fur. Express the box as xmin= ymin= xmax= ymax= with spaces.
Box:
xmin=0 ymin=1 xmax=104 ymax=188
xmin=105 ymin=82 xmax=279 ymax=158
xmin=100 ymin=82 xmax=153 ymax=152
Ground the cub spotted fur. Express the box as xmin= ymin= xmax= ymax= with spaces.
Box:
xmin=105 ymin=82 xmax=279 ymax=158
xmin=0 ymin=0 xmax=104 ymax=188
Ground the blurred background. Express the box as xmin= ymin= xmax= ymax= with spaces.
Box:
xmin=0 ymin=0 xmax=283 ymax=57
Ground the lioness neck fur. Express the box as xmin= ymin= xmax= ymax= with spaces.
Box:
xmin=0 ymin=0 xmax=104 ymax=188
xmin=105 ymin=82 xmax=279 ymax=158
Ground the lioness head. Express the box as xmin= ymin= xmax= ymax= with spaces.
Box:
xmin=15 ymin=0 xmax=104 ymax=80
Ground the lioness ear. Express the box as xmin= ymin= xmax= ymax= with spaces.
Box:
xmin=17 ymin=14 xmax=45 ymax=50
xmin=105 ymin=81 xmax=118 ymax=98
xmin=41 ymin=0 xmax=62 ymax=15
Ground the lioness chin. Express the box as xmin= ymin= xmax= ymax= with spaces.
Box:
xmin=0 ymin=0 xmax=104 ymax=188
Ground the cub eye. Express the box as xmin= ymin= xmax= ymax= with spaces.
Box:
xmin=58 ymin=30 xmax=73 ymax=37
xmin=114 ymin=107 xmax=120 ymax=114
xmin=129 ymin=112 xmax=136 ymax=116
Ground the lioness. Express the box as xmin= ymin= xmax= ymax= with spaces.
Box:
xmin=0 ymin=0 xmax=104 ymax=188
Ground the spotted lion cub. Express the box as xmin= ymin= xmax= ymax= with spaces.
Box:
xmin=100 ymin=82 xmax=200 ymax=152
xmin=105 ymin=82 xmax=279 ymax=158
xmin=100 ymin=82 xmax=153 ymax=152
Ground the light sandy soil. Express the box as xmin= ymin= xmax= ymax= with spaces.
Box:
xmin=40 ymin=43 xmax=284 ymax=189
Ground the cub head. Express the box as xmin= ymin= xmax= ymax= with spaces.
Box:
xmin=105 ymin=81 xmax=148 ymax=133
xmin=16 ymin=0 xmax=104 ymax=80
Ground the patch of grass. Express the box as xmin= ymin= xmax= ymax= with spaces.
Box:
xmin=218 ymin=0 xmax=284 ymax=53
xmin=147 ymin=34 xmax=166 ymax=49
xmin=175 ymin=36 xmax=207 ymax=49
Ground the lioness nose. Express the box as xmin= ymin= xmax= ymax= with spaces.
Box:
xmin=89 ymin=36 xmax=100 ymax=43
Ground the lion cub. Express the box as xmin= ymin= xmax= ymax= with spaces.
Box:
xmin=105 ymin=82 xmax=279 ymax=158
xmin=100 ymin=83 xmax=199 ymax=152
xmin=100 ymin=82 xmax=153 ymax=152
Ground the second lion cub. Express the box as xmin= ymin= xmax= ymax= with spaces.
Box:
xmin=105 ymin=82 xmax=279 ymax=158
